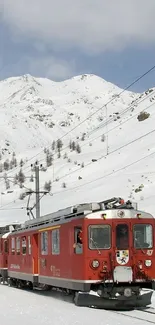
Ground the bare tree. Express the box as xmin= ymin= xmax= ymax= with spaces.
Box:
xmin=76 ymin=143 xmax=81 ymax=153
xmin=44 ymin=180 xmax=52 ymax=192
xmin=4 ymin=160 xmax=9 ymax=171
xmin=46 ymin=151 xmax=53 ymax=167
xmin=20 ymin=159 xmax=24 ymax=167
xmin=18 ymin=169 xmax=25 ymax=186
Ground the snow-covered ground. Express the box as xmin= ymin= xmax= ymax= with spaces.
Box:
xmin=0 ymin=285 xmax=154 ymax=325
xmin=0 ymin=73 xmax=155 ymax=225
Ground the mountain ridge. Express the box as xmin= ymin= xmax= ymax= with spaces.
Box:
xmin=0 ymin=73 xmax=154 ymax=226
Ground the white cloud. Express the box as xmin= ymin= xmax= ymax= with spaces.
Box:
xmin=1 ymin=54 xmax=76 ymax=81
xmin=27 ymin=56 xmax=76 ymax=80
xmin=1 ymin=0 xmax=155 ymax=54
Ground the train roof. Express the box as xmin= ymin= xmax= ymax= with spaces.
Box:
xmin=11 ymin=197 xmax=154 ymax=232
xmin=0 ymin=223 xmax=21 ymax=236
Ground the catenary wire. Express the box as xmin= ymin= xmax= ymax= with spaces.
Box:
xmin=52 ymin=151 xmax=155 ymax=196
xmin=38 ymin=128 xmax=155 ymax=185
xmin=18 ymin=87 xmax=155 ymax=172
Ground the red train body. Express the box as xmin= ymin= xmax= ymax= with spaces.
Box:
xmin=0 ymin=197 xmax=155 ymax=309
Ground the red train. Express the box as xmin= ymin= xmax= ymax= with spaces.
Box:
xmin=0 ymin=197 xmax=155 ymax=309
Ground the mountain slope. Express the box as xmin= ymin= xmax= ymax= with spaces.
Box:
xmin=0 ymin=73 xmax=154 ymax=225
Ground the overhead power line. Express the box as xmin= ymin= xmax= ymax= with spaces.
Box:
xmin=52 ymin=151 xmax=155 ymax=196
xmin=43 ymin=128 xmax=155 ymax=184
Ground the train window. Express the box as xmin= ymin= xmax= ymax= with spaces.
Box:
xmin=41 ymin=231 xmax=48 ymax=255
xmin=116 ymin=224 xmax=129 ymax=250
xmin=89 ymin=225 xmax=111 ymax=250
xmin=16 ymin=237 xmax=20 ymax=255
xmin=22 ymin=236 xmax=26 ymax=255
xmin=11 ymin=237 xmax=15 ymax=255
xmin=74 ymin=227 xmax=83 ymax=254
xmin=133 ymin=224 xmax=153 ymax=249
xmin=28 ymin=236 xmax=31 ymax=255
xmin=52 ymin=229 xmax=60 ymax=255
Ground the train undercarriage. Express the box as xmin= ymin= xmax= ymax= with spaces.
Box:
xmin=1 ymin=276 xmax=153 ymax=310
xmin=74 ymin=283 xmax=154 ymax=310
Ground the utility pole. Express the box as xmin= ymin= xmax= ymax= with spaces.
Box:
xmin=30 ymin=161 xmax=41 ymax=219
xmin=27 ymin=162 xmax=48 ymax=220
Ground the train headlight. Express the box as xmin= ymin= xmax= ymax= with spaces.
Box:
xmin=145 ymin=260 xmax=152 ymax=267
xmin=91 ymin=260 xmax=100 ymax=268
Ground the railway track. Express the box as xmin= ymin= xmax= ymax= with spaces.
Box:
xmin=113 ymin=307 xmax=155 ymax=324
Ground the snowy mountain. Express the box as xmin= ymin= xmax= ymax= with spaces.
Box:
xmin=0 ymin=73 xmax=155 ymax=226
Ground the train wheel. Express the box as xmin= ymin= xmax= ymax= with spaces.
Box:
xmin=8 ymin=278 xmax=13 ymax=287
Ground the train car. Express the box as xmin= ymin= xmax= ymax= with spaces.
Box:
xmin=5 ymin=197 xmax=155 ymax=309
xmin=0 ymin=224 xmax=20 ymax=283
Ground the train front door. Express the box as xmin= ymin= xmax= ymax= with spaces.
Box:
xmin=32 ymin=233 xmax=39 ymax=275
xmin=113 ymin=222 xmax=133 ymax=282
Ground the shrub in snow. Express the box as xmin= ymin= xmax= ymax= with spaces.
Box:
xmin=9 ymin=161 xmax=14 ymax=169
xmin=56 ymin=139 xmax=63 ymax=151
xmin=52 ymin=140 xmax=56 ymax=151
xmin=69 ymin=140 xmax=72 ymax=150
xmin=20 ymin=159 xmax=24 ymax=167
xmin=44 ymin=180 xmax=51 ymax=192
xmin=0 ymin=163 xmax=3 ymax=173
xmin=3 ymin=160 xmax=9 ymax=171
xmin=72 ymin=141 xmax=76 ymax=151
xmin=76 ymin=143 xmax=81 ymax=153
xmin=69 ymin=141 xmax=76 ymax=151
xmin=18 ymin=169 xmax=25 ymax=186
xmin=48 ymin=122 xmax=55 ymax=128
xmin=81 ymin=133 xmax=86 ymax=141
xmin=46 ymin=151 xmax=53 ymax=167
xmin=14 ymin=158 xmax=17 ymax=167
xmin=57 ymin=150 xmax=61 ymax=159
xmin=14 ymin=174 xmax=18 ymax=185
xmin=101 ymin=134 xmax=105 ymax=142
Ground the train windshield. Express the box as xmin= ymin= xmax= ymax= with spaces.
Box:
xmin=116 ymin=224 xmax=129 ymax=250
xmin=133 ymin=224 xmax=153 ymax=249
xmin=88 ymin=225 xmax=111 ymax=249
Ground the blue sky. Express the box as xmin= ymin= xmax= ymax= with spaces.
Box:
xmin=1 ymin=0 xmax=155 ymax=92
